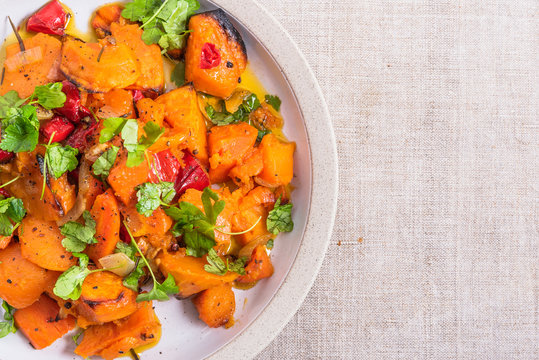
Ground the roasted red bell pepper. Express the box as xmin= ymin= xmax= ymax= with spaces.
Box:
xmin=65 ymin=120 xmax=98 ymax=152
xmin=0 ymin=188 xmax=10 ymax=198
xmin=55 ymin=81 xmax=91 ymax=123
xmin=149 ymin=150 xmax=181 ymax=184
xmin=26 ymin=0 xmax=68 ymax=36
xmin=0 ymin=149 xmax=14 ymax=164
xmin=200 ymin=43 xmax=221 ymax=69
xmin=130 ymin=90 xmax=145 ymax=103
xmin=40 ymin=116 xmax=75 ymax=143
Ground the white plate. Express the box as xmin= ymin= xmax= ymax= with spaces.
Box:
xmin=0 ymin=1 xmax=338 ymax=359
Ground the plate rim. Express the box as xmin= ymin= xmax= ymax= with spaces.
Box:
xmin=207 ymin=0 xmax=338 ymax=359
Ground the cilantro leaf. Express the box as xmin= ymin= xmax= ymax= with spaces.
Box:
xmin=31 ymin=82 xmax=66 ymax=110
xmin=53 ymin=253 xmax=92 ymax=301
xmin=264 ymin=94 xmax=281 ymax=111
xmin=165 ymin=187 xmax=225 ymax=257
xmin=266 ymin=239 xmax=274 ymax=249
xmin=45 ymin=143 xmax=79 ymax=179
xmin=92 ymin=146 xmax=119 ymax=180
xmin=115 ymin=241 xmax=138 ymax=260
xmin=171 ymin=61 xmax=185 ymax=87
xmin=0 ymin=301 xmax=16 ymax=339
xmin=204 ymin=248 xmax=247 ymax=276
xmin=60 ymin=211 xmax=97 ymax=253
xmin=121 ymin=120 xmax=164 ymax=167
xmin=0 ymin=105 xmax=39 ymax=153
xmin=0 ymin=197 xmax=26 ymax=236
xmin=122 ymin=259 xmax=145 ymax=292
xmin=0 ymin=91 xmax=25 ymax=119
xmin=99 ymin=117 xmax=128 ymax=143
xmin=136 ymin=182 xmax=176 ymax=217
xmin=267 ymin=197 xmax=294 ymax=235
xmin=206 ymin=93 xmax=262 ymax=127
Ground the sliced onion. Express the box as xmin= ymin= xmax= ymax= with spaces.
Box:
xmin=254 ymin=176 xmax=278 ymax=189
xmin=84 ymin=143 xmax=110 ymax=163
xmin=56 ymin=159 xmax=90 ymax=226
xmin=238 ymin=234 xmax=273 ymax=259
xmin=4 ymin=47 xmax=43 ymax=72
xmin=98 ymin=253 xmax=136 ymax=277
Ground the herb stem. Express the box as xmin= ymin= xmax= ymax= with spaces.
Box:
xmin=40 ymin=132 xmax=56 ymax=200
xmin=0 ymin=175 xmax=20 ymax=189
xmin=123 ymin=221 xmax=157 ymax=283
xmin=140 ymin=0 xmax=170 ymax=29
xmin=216 ymin=216 xmax=262 ymax=236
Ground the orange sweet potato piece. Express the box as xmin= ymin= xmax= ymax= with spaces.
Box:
xmin=192 ymin=283 xmax=235 ymax=328
xmin=19 ymin=216 xmax=76 ymax=271
xmin=0 ymin=33 xmax=63 ymax=98
xmin=75 ymin=301 xmax=160 ymax=360
xmin=14 ymin=294 xmax=76 ymax=349
xmin=236 ymin=245 xmax=273 ymax=283
xmin=136 ymin=98 xmax=165 ymax=127
xmin=185 ymin=10 xmax=247 ymax=98
xmin=156 ymin=85 xmax=208 ymax=164
xmin=258 ymin=134 xmax=295 ymax=186
xmin=86 ymin=190 xmax=120 ymax=263
xmin=158 ymin=249 xmax=239 ymax=297
xmin=229 ymin=147 xmax=263 ymax=189
xmin=76 ymin=271 xmax=138 ymax=324
xmin=121 ymin=203 xmax=172 ymax=237
xmin=94 ymin=89 xmax=135 ymax=119
xmin=107 ymin=150 xmax=149 ymax=205
xmin=0 ymin=236 xmax=11 ymax=250
xmin=83 ymin=175 xmax=106 ymax=211
xmin=60 ymin=38 xmax=140 ymax=93
xmin=208 ymin=122 xmax=258 ymax=183
xmin=92 ymin=4 xmax=123 ymax=38
xmin=110 ymin=22 xmax=165 ymax=92
xmin=232 ymin=187 xmax=275 ymax=246
xmin=0 ymin=243 xmax=60 ymax=309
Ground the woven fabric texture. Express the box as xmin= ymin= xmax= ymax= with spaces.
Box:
xmin=256 ymin=0 xmax=537 ymax=359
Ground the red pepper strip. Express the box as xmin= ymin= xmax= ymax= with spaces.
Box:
xmin=130 ymin=90 xmax=145 ymax=103
xmin=174 ymin=150 xmax=210 ymax=199
xmin=0 ymin=188 xmax=10 ymax=198
xmin=55 ymin=81 xmax=90 ymax=124
xmin=26 ymin=0 xmax=68 ymax=36
xmin=40 ymin=116 xmax=75 ymax=143
xmin=0 ymin=149 xmax=14 ymax=164
xmin=65 ymin=120 xmax=98 ymax=152
xmin=119 ymin=223 xmax=131 ymax=244
xmin=149 ymin=150 xmax=181 ymax=184
xmin=200 ymin=43 xmax=221 ymax=69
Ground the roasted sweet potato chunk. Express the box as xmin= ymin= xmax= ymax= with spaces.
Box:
xmin=92 ymin=4 xmax=123 ymax=38
xmin=0 ymin=243 xmax=59 ymax=309
xmin=86 ymin=190 xmax=121 ymax=264
xmin=236 ymin=245 xmax=274 ymax=283
xmin=107 ymin=150 xmax=149 ymax=205
xmin=258 ymin=134 xmax=295 ymax=187
xmin=76 ymin=271 xmax=138 ymax=324
xmin=19 ymin=216 xmax=77 ymax=271
xmin=192 ymin=283 xmax=235 ymax=328
xmin=185 ymin=10 xmax=247 ymax=98
xmin=60 ymin=38 xmax=140 ymax=93
xmin=0 ymin=33 xmax=63 ymax=98
xmin=14 ymin=294 xmax=76 ymax=349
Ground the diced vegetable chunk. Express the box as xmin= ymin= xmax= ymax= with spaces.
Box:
xmin=86 ymin=190 xmax=120 ymax=264
xmin=258 ymin=134 xmax=295 ymax=186
xmin=192 ymin=283 xmax=235 ymax=328
xmin=26 ymin=0 xmax=68 ymax=36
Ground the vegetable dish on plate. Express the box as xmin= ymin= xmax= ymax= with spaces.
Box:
xmin=0 ymin=1 xmax=296 ymax=358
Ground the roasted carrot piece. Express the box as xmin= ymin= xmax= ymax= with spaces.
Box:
xmin=0 ymin=243 xmax=60 ymax=309
xmin=110 ymin=22 xmax=165 ymax=92
xmin=185 ymin=10 xmax=247 ymax=98
xmin=76 ymin=271 xmax=138 ymax=324
xmin=0 ymin=235 xmax=11 ymax=250
xmin=158 ymin=248 xmax=239 ymax=297
xmin=155 ymin=85 xmax=208 ymax=165
xmin=258 ymin=134 xmax=295 ymax=186
xmin=92 ymin=4 xmax=123 ymax=38
xmin=107 ymin=150 xmax=149 ymax=205
xmin=192 ymin=283 xmax=235 ymax=328
xmin=60 ymin=38 xmax=140 ymax=93
xmin=14 ymin=294 xmax=76 ymax=350
xmin=120 ymin=203 xmax=172 ymax=237
xmin=19 ymin=216 xmax=77 ymax=271
xmin=207 ymin=122 xmax=258 ymax=183
xmin=136 ymin=98 xmax=165 ymax=127
xmin=85 ymin=190 xmax=120 ymax=264
xmin=236 ymin=245 xmax=274 ymax=283
xmin=75 ymin=301 xmax=160 ymax=360
xmin=0 ymin=33 xmax=63 ymax=98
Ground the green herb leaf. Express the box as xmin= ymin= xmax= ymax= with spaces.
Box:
xmin=100 ymin=117 xmax=128 ymax=143
xmin=0 ymin=91 xmax=25 ymax=119
xmin=72 ymin=330 xmax=83 ymax=345
xmin=60 ymin=211 xmax=97 ymax=253
xmin=92 ymin=146 xmax=120 ymax=180
xmin=264 ymin=94 xmax=281 ymax=111
xmin=0 ymin=197 xmax=26 ymax=236
xmin=266 ymin=239 xmax=274 ymax=249
xmin=266 ymin=197 xmax=294 ymax=235
xmin=165 ymin=187 xmax=225 ymax=257
xmin=53 ymin=253 xmax=92 ymax=301
xmin=115 ymin=241 xmax=138 ymax=260
xmin=31 ymin=82 xmax=66 ymax=110
xmin=0 ymin=105 xmax=39 ymax=153
xmin=122 ymin=120 xmax=164 ymax=167
xmin=206 ymin=93 xmax=263 ymax=128
xmin=0 ymin=301 xmax=16 ymax=339
xmin=170 ymin=61 xmax=185 ymax=87
xmin=122 ymin=259 xmax=145 ymax=292
xmin=204 ymin=248 xmax=247 ymax=276
xmin=45 ymin=144 xmax=79 ymax=179
xmin=136 ymin=182 xmax=176 ymax=217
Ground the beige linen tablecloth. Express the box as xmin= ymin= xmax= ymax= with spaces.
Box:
xmin=256 ymin=0 xmax=537 ymax=359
